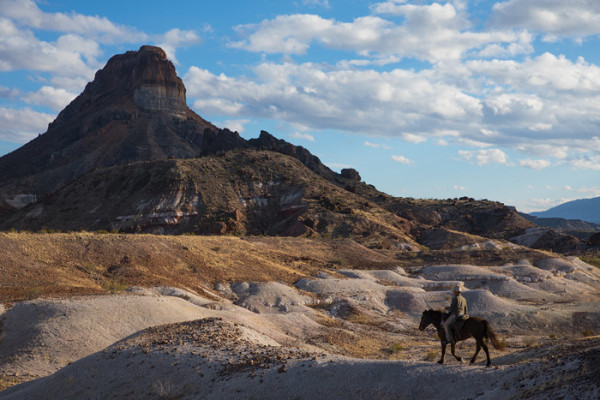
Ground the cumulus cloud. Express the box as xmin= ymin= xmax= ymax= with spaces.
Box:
xmin=391 ymin=155 xmax=413 ymax=164
xmin=230 ymin=5 xmax=527 ymax=63
xmin=223 ymin=119 xmax=250 ymax=133
xmin=183 ymin=63 xmax=483 ymax=139
xmin=491 ymin=0 xmax=600 ymax=38
xmin=453 ymin=185 xmax=466 ymax=191
xmin=0 ymin=107 xmax=53 ymax=142
xmin=519 ymin=158 xmax=551 ymax=170
xmin=289 ymin=132 xmax=315 ymax=142
xmin=569 ymin=155 xmax=600 ymax=170
xmin=458 ymin=149 xmax=510 ymax=166
xmin=0 ymin=0 xmax=146 ymax=43
xmin=0 ymin=85 xmax=19 ymax=98
xmin=155 ymin=28 xmax=202 ymax=64
xmin=364 ymin=141 xmax=391 ymax=149
xmin=577 ymin=186 xmax=600 ymax=196
xmin=23 ymin=86 xmax=77 ymax=111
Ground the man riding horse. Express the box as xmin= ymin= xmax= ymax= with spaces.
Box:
xmin=443 ymin=285 xmax=468 ymax=345
xmin=419 ymin=284 xmax=505 ymax=366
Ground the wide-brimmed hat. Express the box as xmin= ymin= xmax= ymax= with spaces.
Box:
xmin=453 ymin=285 xmax=463 ymax=293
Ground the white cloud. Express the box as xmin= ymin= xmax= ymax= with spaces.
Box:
xmin=0 ymin=18 xmax=96 ymax=78
xmin=516 ymin=143 xmax=569 ymax=159
xmin=223 ymin=119 xmax=250 ymax=133
xmin=23 ymin=86 xmax=77 ymax=111
xmin=230 ymin=7 xmax=527 ymax=63
xmin=519 ymin=158 xmax=551 ymax=170
xmin=289 ymin=132 xmax=315 ymax=142
xmin=577 ymin=186 xmax=600 ymax=196
xmin=401 ymin=133 xmax=426 ymax=144
xmin=0 ymin=0 xmax=146 ymax=43
xmin=0 ymin=85 xmax=19 ymax=98
xmin=184 ymin=63 xmax=482 ymax=138
xmin=391 ymin=155 xmax=413 ymax=164
xmin=458 ymin=149 xmax=510 ymax=166
xmin=155 ymin=28 xmax=201 ymax=64
xmin=326 ymin=162 xmax=353 ymax=170
xmin=0 ymin=107 xmax=53 ymax=142
xmin=453 ymin=185 xmax=466 ymax=191
xmin=491 ymin=0 xmax=600 ymax=38
xmin=570 ymin=155 xmax=600 ymax=170
xmin=364 ymin=141 xmax=391 ymax=149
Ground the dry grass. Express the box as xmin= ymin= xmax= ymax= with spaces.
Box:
xmin=0 ymin=232 xmax=398 ymax=302
xmin=0 ymin=376 xmax=25 ymax=392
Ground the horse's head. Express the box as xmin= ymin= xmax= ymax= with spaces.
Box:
xmin=418 ymin=310 xmax=430 ymax=331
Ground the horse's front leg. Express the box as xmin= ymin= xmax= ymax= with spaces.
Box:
xmin=450 ymin=342 xmax=463 ymax=363
xmin=470 ymin=339 xmax=482 ymax=364
xmin=438 ymin=341 xmax=446 ymax=364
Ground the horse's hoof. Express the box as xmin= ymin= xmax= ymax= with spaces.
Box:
xmin=437 ymin=360 xmax=443 ymax=364
xmin=486 ymin=363 xmax=491 ymax=368
xmin=469 ymin=359 xmax=475 ymax=364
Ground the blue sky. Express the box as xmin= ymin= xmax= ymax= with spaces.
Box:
xmin=1 ymin=0 xmax=600 ymax=212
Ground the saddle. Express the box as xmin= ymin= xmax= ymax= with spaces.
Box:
xmin=453 ymin=314 xmax=469 ymax=332
xmin=443 ymin=312 xmax=469 ymax=339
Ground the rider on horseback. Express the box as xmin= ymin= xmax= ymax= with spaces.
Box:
xmin=443 ymin=285 xmax=468 ymax=344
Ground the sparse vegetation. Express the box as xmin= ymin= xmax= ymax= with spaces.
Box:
xmin=580 ymin=255 xmax=600 ymax=268
xmin=24 ymin=286 xmax=44 ymax=300
xmin=425 ymin=350 xmax=437 ymax=361
xmin=102 ymin=280 xmax=128 ymax=293
xmin=388 ymin=342 xmax=404 ymax=354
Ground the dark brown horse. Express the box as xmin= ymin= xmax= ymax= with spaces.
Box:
xmin=418 ymin=309 xmax=505 ymax=367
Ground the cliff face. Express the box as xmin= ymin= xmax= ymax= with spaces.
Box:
xmin=50 ymin=46 xmax=187 ymax=129
xmin=0 ymin=46 xmax=234 ymax=199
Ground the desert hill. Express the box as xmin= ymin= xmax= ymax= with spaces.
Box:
xmin=0 ymin=150 xmax=417 ymax=247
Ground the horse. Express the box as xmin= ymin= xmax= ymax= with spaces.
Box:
xmin=418 ymin=309 xmax=505 ymax=367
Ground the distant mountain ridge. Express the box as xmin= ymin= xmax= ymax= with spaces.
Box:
xmin=530 ymin=197 xmax=600 ymax=224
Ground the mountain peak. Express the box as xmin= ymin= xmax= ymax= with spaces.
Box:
xmin=49 ymin=45 xmax=187 ymax=130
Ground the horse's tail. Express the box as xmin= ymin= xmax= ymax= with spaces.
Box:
xmin=484 ymin=320 xmax=506 ymax=351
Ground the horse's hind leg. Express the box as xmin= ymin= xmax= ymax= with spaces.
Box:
xmin=470 ymin=339 xmax=482 ymax=364
xmin=482 ymin=341 xmax=491 ymax=367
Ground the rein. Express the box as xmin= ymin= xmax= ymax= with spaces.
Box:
xmin=424 ymin=311 xmax=441 ymax=336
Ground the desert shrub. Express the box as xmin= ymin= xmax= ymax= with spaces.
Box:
xmin=425 ymin=350 xmax=437 ymax=361
xmin=102 ymin=280 xmax=127 ymax=293
xmin=582 ymin=329 xmax=593 ymax=337
xmin=24 ymin=286 xmax=43 ymax=300
xmin=388 ymin=342 xmax=404 ymax=354
xmin=579 ymin=255 xmax=600 ymax=268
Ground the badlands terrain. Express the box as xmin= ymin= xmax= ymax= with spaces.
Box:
xmin=0 ymin=232 xmax=599 ymax=399
xmin=0 ymin=45 xmax=598 ymax=399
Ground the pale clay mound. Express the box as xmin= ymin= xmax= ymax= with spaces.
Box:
xmin=2 ymin=319 xmax=599 ymax=400
xmin=1 ymin=256 xmax=599 ymax=399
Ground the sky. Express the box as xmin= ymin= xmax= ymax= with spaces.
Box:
xmin=1 ymin=0 xmax=600 ymax=213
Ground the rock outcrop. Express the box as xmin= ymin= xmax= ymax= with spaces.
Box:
xmin=0 ymin=46 xmax=239 ymax=203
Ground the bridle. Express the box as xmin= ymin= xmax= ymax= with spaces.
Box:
xmin=422 ymin=310 xmax=439 ymax=336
